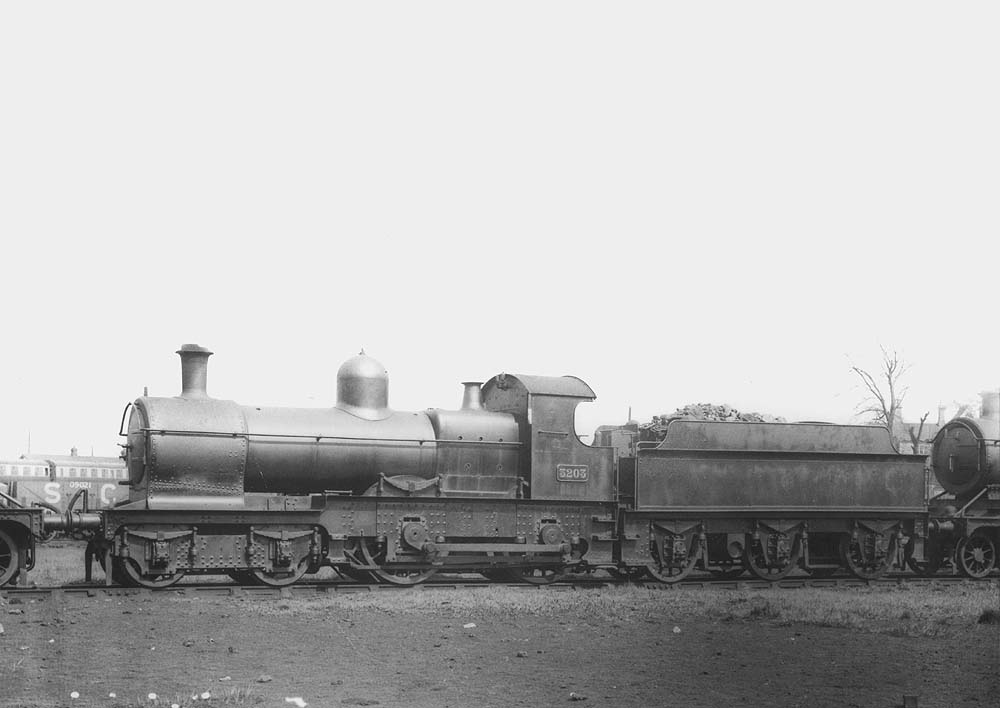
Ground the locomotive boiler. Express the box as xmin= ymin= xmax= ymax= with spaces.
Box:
xmin=123 ymin=345 xmax=522 ymax=506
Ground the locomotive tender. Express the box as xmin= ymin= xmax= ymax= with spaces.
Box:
xmin=0 ymin=344 xmax=997 ymax=588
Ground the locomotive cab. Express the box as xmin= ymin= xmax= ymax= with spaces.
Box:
xmin=481 ymin=373 xmax=614 ymax=502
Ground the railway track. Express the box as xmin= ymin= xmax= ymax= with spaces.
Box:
xmin=2 ymin=573 xmax=994 ymax=601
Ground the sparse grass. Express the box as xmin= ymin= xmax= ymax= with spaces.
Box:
xmin=703 ymin=583 xmax=1000 ymax=637
xmin=92 ymin=685 xmax=262 ymax=708
xmin=244 ymin=581 xmax=1000 ymax=638
xmin=0 ymin=686 xmax=264 ymax=708
xmin=24 ymin=540 xmax=1000 ymax=639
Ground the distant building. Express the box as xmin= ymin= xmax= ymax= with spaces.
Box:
xmin=0 ymin=446 xmax=125 ymax=481
xmin=890 ymin=406 xmax=947 ymax=456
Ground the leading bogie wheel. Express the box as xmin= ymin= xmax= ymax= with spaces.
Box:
xmin=115 ymin=558 xmax=186 ymax=589
xmin=956 ymin=533 xmax=997 ymax=579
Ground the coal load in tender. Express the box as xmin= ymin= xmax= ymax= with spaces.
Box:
xmin=639 ymin=403 xmax=786 ymax=443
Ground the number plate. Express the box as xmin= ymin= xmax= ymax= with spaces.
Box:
xmin=556 ymin=464 xmax=589 ymax=482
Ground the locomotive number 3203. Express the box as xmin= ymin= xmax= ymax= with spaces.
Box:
xmin=556 ymin=464 xmax=589 ymax=482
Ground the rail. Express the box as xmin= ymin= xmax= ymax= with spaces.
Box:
xmin=2 ymin=573 xmax=994 ymax=602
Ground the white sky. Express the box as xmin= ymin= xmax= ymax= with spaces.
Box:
xmin=2 ymin=3 xmax=998 ymax=458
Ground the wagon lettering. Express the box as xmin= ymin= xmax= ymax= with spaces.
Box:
xmin=556 ymin=464 xmax=588 ymax=482
xmin=44 ymin=481 xmax=61 ymax=504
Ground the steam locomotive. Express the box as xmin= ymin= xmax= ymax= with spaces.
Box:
xmin=0 ymin=344 xmax=997 ymax=588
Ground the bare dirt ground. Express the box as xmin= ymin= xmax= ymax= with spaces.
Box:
xmin=1 ymin=579 xmax=998 ymax=708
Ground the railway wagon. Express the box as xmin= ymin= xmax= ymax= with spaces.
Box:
xmin=0 ymin=454 xmax=129 ymax=512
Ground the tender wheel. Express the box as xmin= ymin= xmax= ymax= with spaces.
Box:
xmin=743 ymin=534 xmax=797 ymax=581
xmin=956 ymin=533 xmax=997 ymax=579
xmin=0 ymin=528 xmax=22 ymax=586
xmin=645 ymin=535 xmax=699 ymax=583
xmin=115 ymin=558 xmax=186 ymax=589
xmin=840 ymin=533 xmax=892 ymax=580
xmin=249 ymin=558 xmax=310 ymax=587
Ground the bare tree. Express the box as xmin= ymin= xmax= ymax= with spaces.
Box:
xmin=908 ymin=412 xmax=929 ymax=454
xmin=852 ymin=347 xmax=925 ymax=452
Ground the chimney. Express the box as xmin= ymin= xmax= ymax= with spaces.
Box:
xmin=980 ymin=390 xmax=1000 ymax=421
xmin=177 ymin=344 xmax=213 ymax=399
xmin=460 ymin=382 xmax=484 ymax=410
xmin=70 ymin=446 xmax=78 ymax=457
xmin=937 ymin=405 xmax=946 ymax=425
